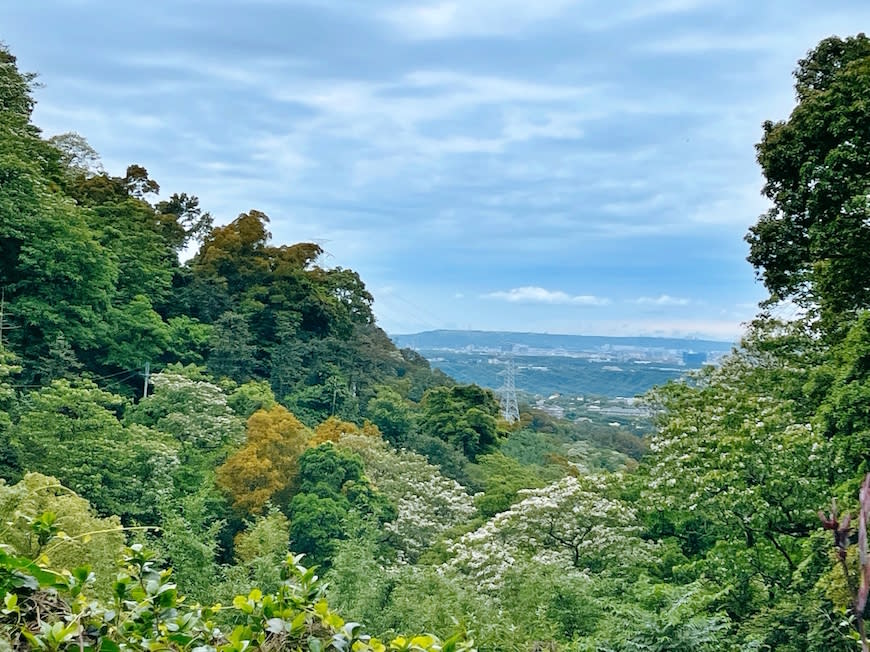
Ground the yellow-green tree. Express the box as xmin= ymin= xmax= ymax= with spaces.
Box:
xmin=0 ymin=473 xmax=125 ymax=597
xmin=216 ymin=405 xmax=310 ymax=514
xmin=310 ymin=415 xmax=359 ymax=446
xmin=310 ymin=416 xmax=381 ymax=446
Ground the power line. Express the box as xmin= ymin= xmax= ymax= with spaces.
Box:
xmin=7 ymin=366 xmax=143 ymax=390
xmin=90 ymin=367 xmax=143 ymax=382
xmin=99 ymin=370 xmax=142 ymax=392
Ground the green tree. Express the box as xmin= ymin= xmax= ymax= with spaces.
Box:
xmin=287 ymin=492 xmax=349 ymax=563
xmin=419 ymin=384 xmax=500 ymax=460
xmin=104 ymin=294 xmax=170 ymax=370
xmin=162 ymin=315 xmax=213 ymax=365
xmin=154 ymin=192 xmax=213 ymax=253
xmin=289 ymin=444 xmax=396 ymax=564
xmin=9 ymin=380 xmax=178 ymax=521
xmin=639 ymin=331 xmax=829 ymax=621
xmin=0 ymin=149 xmax=117 ymax=378
xmin=470 ymin=453 xmax=545 ymax=518
xmin=366 ymin=386 xmax=416 ymax=447
xmin=218 ymin=508 xmax=291 ymax=598
xmin=812 ymin=312 xmax=870 ymax=491
xmin=34 ymin=331 xmax=82 ymax=382
xmin=208 ymin=311 xmax=256 ymax=382
xmin=0 ymin=45 xmax=37 ymax=118
xmin=0 ymin=343 xmax=21 ymax=478
xmin=747 ymin=34 xmax=870 ymax=327
xmin=47 ymin=132 xmax=103 ymax=177
xmin=228 ymin=379 xmax=277 ymax=418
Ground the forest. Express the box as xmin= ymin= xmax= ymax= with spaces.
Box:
xmin=2 ymin=32 xmax=870 ymax=651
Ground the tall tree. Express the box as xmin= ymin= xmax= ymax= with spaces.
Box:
xmin=747 ymin=34 xmax=870 ymax=328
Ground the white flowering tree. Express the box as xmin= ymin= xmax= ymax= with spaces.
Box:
xmin=444 ymin=475 xmax=651 ymax=591
xmin=337 ymin=434 xmax=478 ymax=559
xmin=124 ymin=366 xmax=246 ymax=599
xmin=640 ymin=341 xmax=829 ymax=604
xmin=128 ymin=366 xmax=244 ymax=450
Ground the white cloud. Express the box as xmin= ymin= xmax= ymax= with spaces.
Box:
xmin=633 ymin=294 xmax=692 ymax=306
xmin=484 ymin=286 xmax=610 ymax=305
xmin=380 ymin=0 xmax=579 ymax=39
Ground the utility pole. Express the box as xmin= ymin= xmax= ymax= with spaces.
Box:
xmin=499 ymin=354 xmax=520 ymax=424
xmin=142 ymin=361 xmax=150 ymax=398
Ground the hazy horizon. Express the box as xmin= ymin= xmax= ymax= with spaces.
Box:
xmin=389 ymin=327 xmax=735 ymax=343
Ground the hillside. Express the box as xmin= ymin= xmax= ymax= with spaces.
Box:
xmin=393 ymin=329 xmax=733 ymax=354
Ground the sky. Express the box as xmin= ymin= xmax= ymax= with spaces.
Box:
xmin=3 ymin=1 xmax=868 ymax=340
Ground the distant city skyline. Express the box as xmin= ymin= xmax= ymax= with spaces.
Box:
xmin=3 ymin=1 xmax=868 ymax=339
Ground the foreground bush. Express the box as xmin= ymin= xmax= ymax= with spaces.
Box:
xmin=0 ymin=540 xmax=474 ymax=652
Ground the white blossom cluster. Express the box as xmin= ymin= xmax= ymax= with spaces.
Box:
xmin=147 ymin=371 xmax=245 ymax=448
xmin=337 ymin=434 xmax=478 ymax=558
xmin=443 ymin=475 xmax=651 ymax=591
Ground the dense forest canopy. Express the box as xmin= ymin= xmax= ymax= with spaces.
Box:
xmin=2 ymin=33 xmax=870 ymax=652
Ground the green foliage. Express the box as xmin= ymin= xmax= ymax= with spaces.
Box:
xmin=128 ymin=366 xmax=244 ymax=451
xmin=813 ymin=313 xmax=870 ymax=486
xmin=219 ymin=508 xmax=291 ymax=599
xmin=0 ymin=542 xmax=475 ymax=652
xmin=228 ymin=380 xmax=277 ymax=418
xmin=0 ymin=143 xmax=117 ymax=377
xmin=289 ymin=444 xmax=397 ymax=565
xmin=639 ymin=343 xmax=830 ymax=620
xmin=747 ymin=34 xmax=870 ymax=325
xmin=0 ymin=45 xmax=37 ymax=118
xmin=419 ymin=385 xmax=501 ymax=460
xmin=0 ymin=473 xmax=125 ymax=597
xmin=287 ymin=493 xmax=349 ymax=564
xmin=162 ymin=315 xmax=213 ymax=365
xmin=234 ymin=508 xmax=290 ymax=564
xmin=468 ymin=453 xmax=545 ymax=518
xmin=8 ymin=380 xmax=177 ymax=521
xmin=208 ymin=311 xmax=257 ymax=382
xmin=295 ymin=444 xmax=363 ymax=495
xmin=104 ymin=295 xmax=169 ymax=370
xmin=403 ymin=431 xmax=477 ymax=488
xmin=366 ymin=386 xmax=416 ymax=447
xmin=336 ymin=434 xmax=478 ymax=560
xmin=589 ymin=579 xmax=730 ymax=652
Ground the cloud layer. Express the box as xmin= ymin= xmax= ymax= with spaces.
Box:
xmin=3 ymin=0 xmax=868 ymax=338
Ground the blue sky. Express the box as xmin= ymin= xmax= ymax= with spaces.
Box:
xmin=3 ymin=1 xmax=868 ymax=339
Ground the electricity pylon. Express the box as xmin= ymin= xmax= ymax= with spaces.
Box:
xmin=499 ymin=355 xmax=520 ymax=424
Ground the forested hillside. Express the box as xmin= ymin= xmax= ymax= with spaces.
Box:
xmin=3 ymin=33 xmax=870 ymax=652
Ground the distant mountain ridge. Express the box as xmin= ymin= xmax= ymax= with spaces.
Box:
xmin=392 ymin=329 xmax=734 ymax=354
